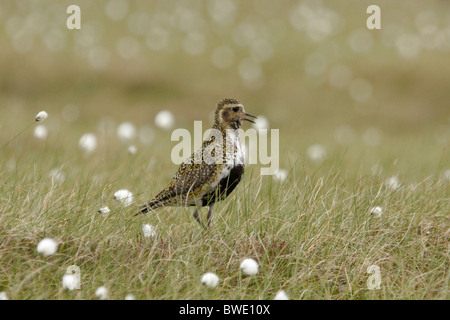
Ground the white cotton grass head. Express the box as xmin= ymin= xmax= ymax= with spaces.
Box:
xmin=6 ymin=159 xmax=16 ymax=172
xmin=274 ymin=290 xmax=289 ymax=300
xmin=117 ymin=122 xmax=137 ymax=142
xmin=49 ymin=168 xmax=65 ymax=185
xmin=79 ymin=133 xmax=97 ymax=154
xmin=0 ymin=292 xmax=8 ymax=300
xmin=34 ymin=125 xmax=48 ymax=140
xmin=128 ymin=145 xmax=137 ymax=154
xmin=371 ymin=164 xmax=383 ymax=176
xmin=113 ymin=189 xmax=133 ymax=207
xmin=408 ymin=182 xmax=419 ymax=192
xmin=385 ymin=176 xmax=401 ymax=190
xmin=95 ymin=286 xmax=108 ymax=300
xmin=142 ymin=224 xmax=156 ymax=238
xmin=307 ymin=144 xmax=327 ymax=163
xmin=370 ymin=206 xmax=383 ymax=218
xmin=37 ymin=238 xmax=58 ymax=257
xmin=62 ymin=274 xmax=79 ymax=291
xmin=200 ymin=272 xmax=219 ymax=289
xmin=98 ymin=206 xmax=111 ymax=216
xmin=240 ymin=258 xmax=259 ymax=276
xmin=441 ymin=169 xmax=450 ymax=182
xmin=273 ymin=168 xmax=288 ymax=182
xmin=124 ymin=293 xmax=136 ymax=300
xmin=154 ymin=110 xmax=175 ymax=130
xmin=35 ymin=111 xmax=48 ymax=122
xmin=252 ymin=115 xmax=269 ymax=131
xmin=433 ymin=125 xmax=450 ymax=145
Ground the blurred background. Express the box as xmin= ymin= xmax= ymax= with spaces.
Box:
xmin=2 ymin=1 xmax=450 ymax=301
xmin=1 ymin=0 xmax=449 ymax=181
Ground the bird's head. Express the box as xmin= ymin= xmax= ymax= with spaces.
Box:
xmin=214 ymin=98 xmax=256 ymax=130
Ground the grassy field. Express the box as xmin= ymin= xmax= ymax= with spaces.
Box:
xmin=0 ymin=0 xmax=449 ymax=300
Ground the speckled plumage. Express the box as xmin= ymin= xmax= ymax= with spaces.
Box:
xmin=139 ymin=98 xmax=256 ymax=228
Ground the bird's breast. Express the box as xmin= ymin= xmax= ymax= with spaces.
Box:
xmin=202 ymin=164 xmax=244 ymax=206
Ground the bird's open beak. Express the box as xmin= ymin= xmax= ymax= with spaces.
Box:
xmin=242 ymin=112 xmax=257 ymax=124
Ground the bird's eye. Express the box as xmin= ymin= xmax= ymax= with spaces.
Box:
xmin=232 ymin=107 xmax=240 ymax=112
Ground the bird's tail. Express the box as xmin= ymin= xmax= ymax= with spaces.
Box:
xmin=138 ymin=199 xmax=165 ymax=214
xmin=138 ymin=187 xmax=176 ymax=214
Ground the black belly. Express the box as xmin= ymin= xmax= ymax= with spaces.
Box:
xmin=201 ymin=165 xmax=244 ymax=206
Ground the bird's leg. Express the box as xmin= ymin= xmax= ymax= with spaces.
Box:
xmin=193 ymin=202 xmax=206 ymax=229
xmin=206 ymin=204 xmax=214 ymax=229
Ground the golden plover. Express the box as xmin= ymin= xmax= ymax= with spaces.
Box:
xmin=139 ymin=98 xmax=256 ymax=228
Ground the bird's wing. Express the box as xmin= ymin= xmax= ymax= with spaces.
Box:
xmin=169 ymin=160 xmax=220 ymax=197
xmin=147 ymin=135 xmax=225 ymax=209
xmin=168 ymin=137 xmax=225 ymax=199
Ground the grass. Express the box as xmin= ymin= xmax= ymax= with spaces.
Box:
xmin=0 ymin=130 xmax=448 ymax=299
xmin=0 ymin=0 xmax=449 ymax=300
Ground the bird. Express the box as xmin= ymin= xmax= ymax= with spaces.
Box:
xmin=139 ymin=98 xmax=256 ymax=228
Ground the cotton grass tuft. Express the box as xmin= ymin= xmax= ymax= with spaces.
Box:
xmin=441 ymin=169 xmax=450 ymax=181
xmin=37 ymin=238 xmax=58 ymax=257
xmin=370 ymin=206 xmax=383 ymax=218
xmin=154 ymin=110 xmax=174 ymax=130
xmin=35 ymin=111 xmax=48 ymax=122
xmin=62 ymin=274 xmax=79 ymax=291
xmin=274 ymin=290 xmax=289 ymax=300
xmin=125 ymin=294 xmax=136 ymax=300
xmin=240 ymin=258 xmax=259 ymax=276
xmin=98 ymin=206 xmax=111 ymax=215
xmin=34 ymin=125 xmax=48 ymax=139
xmin=79 ymin=133 xmax=97 ymax=154
xmin=385 ymin=176 xmax=401 ymax=190
xmin=201 ymin=272 xmax=219 ymax=288
xmin=142 ymin=224 xmax=156 ymax=238
xmin=117 ymin=122 xmax=137 ymax=142
xmin=252 ymin=115 xmax=269 ymax=131
xmin=273 ymin=168 xmax=288 ymax=182
xmin=307 ymin=144 xmax=326 ymax=163
xmin=114 ymin=189 xmax=133 ymax=207
xmin=95 ymin=286 xmax=108 ymax=300
xmin=49 ymin=168 xmax=65 ymax=184
xmin=128 ymin=145 xmax=137 ymax=154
